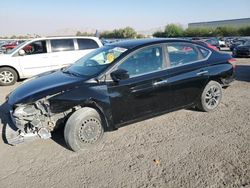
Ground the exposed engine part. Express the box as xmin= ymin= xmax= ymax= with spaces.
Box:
xmin=5 ymin=125 xmax=39 ymax=145
xmin=11 ymin=98 xmax=72 ymax=141
xmin=38 ymin=127 xmax=51 ymax=139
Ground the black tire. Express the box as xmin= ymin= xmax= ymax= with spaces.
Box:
xmin=0 ymin=67 xmax=18 ymax=86
xmin=197 ymin=81 xmax=222 ymax=112
xmin=64 ymin=107 xmax=104 ymax=152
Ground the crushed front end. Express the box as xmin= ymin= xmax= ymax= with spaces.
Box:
xmin=4 ymin=97 xmax=72 ymax=145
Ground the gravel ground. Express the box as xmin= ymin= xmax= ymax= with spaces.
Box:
xmin=0 ymin=57 xmax=250 ymax=188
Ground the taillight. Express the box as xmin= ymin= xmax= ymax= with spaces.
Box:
xmin=228 ymin=58 xmax=237 ymax=69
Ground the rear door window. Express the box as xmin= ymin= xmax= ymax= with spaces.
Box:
xmin=166 ymin=43 xmax=200 ymax=67
xmin=197 ymin=47 xmax=210 ymax=58
xmin=77 ymin=39 xmax=99 ymax=50
xmin=50 ymin=39 xmax=74 ymax=52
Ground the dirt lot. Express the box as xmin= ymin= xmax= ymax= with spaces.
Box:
xmin=0 ymin=57 xmax=250 ymax=188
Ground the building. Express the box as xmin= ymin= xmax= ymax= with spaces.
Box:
xmin=189 ymin=18 xmax=250 ymax=28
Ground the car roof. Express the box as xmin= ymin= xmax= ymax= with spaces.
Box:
xmin=107 ymin=38 xmax=193 ymax=49
xmin=26 ymin=36 xmax=100 ymax=42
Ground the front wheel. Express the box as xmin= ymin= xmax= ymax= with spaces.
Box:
xmin=64 ymin=107 xmax=104 ymax=152
xmin=197 ymin=81 xmax=222 ymax=112
xmin=0 ymin=67 xmax=18 ymax=86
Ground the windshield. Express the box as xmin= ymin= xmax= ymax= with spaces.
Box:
xmin=64 ymin=45 xmax=128 ymax=77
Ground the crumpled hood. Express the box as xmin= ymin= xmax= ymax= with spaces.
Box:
xmin=7 ymin=70 xmax=88 ymax=106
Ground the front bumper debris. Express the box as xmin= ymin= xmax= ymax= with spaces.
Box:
xmin=1 ymin=102 xmax=40 ymax=146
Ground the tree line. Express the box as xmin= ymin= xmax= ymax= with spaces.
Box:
xmin=153 ymin=24 xmax=250 ymax=38
xmin=76 ymin=27 xmax=145 ymax=39
xmin=76 ymin=24 xmax=250 ymax=39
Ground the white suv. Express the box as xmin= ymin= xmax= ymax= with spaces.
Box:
xmin=0 ymin=36 xmax=103 ymax=86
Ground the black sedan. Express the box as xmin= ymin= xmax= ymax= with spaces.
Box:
xmin=4 ymin=38 xmax=235 ymax=151
xmin=229 ymin=39 xmax=248 ymax=51
xmin=233 ymin=40 xmax=250 ymax=57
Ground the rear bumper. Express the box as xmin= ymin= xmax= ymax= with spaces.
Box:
xmin=221 ymin=72 xmax=235 ymax=87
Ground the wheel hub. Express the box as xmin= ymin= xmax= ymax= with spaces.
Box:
xmin=0 ymin=71 xmax=14 ymax=83
xmin=78 ymin=118 xmax=102 ymax=144
xmin=205 ymin=86 xmax=221 ymax=109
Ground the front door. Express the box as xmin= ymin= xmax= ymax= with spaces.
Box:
xmin=107 ymin=45 xmax=173 ymax=125
xmin=17 ymin=40 xmax=50 ymax=77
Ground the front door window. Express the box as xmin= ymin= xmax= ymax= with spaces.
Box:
xmin=118 ymin=46 xmax=164 ymax=77
xmin=22 ymin=41 xmax=47 ymax=55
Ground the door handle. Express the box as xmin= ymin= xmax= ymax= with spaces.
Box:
xmin=196 ymin=70 xmax=208 ymax=76
xmin=153 ymin=79 xmax=168 ymax=86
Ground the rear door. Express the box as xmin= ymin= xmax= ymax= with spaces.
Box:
xmin=49 ymin=39 xmax=76 ymax=69
xmin=74 ymin=38 xmax=100 ymax=58
xmin=161 ymin=42 xmax=210 ymax=109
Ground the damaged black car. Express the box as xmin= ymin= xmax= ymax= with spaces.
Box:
xmin=4 ymin=38 xmax=235 ymax=151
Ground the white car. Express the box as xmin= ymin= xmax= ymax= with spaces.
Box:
xmin=219 ymin=40 xmax=226 ymax=47
xmin=0 ymin=36 xmax=103 ymax=86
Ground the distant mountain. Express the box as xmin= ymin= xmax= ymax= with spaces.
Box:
xmin=47 ymin=27 xmax=97 ymax=36
xmin=46 ymin=26 xmax=168 ymax=37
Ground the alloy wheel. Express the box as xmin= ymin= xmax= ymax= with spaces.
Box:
xmin=204 ymin=85 xmax=221 ymax=110
xmin=0 ymin=71 xmax=15 ymax=84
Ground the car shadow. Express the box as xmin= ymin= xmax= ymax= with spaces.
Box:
xmin=51 ymin=126 xmax=69 ymax=149
xmin=236 ymin=65 xmax=250 ymax=82
xmin=0 ymin=102 xmax=13 ymax=144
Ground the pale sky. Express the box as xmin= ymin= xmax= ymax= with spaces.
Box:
xmin=0 ymin=0 xmax=250 ymax=36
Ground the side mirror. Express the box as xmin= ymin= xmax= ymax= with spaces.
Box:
xmin=18 ymin=49 xmax=25 ymax=56
xmin=110 ymin=69 xmax=129 ymax=82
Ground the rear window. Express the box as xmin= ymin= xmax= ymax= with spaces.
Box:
xmin=50 ymin=39 xmax=75 ymax=52
xmin=77 ymin=39 xmax=99 ymax=50
xmin=198 ymin=47 xmax=210 ymax=58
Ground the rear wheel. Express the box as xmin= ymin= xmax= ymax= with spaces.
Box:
xmin=197 ymin=81 xmax=222 ymax=112
xmin=0 ymin=67 xmax=18 ymax=86
xmin=64 ymin=107 xmax=104 ymax=152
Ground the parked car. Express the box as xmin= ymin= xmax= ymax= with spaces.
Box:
xmin=0 ymin=36 xmax=103 ymax=86
xmin=232 ymin=40 xmax=250 ymax=57
xmin=204 ymin=38 xmax=221 ymax=50
xmin=4 ymin=38 xmax=235 ymax=151
xmin=0 ymin=40 xmax=9 ymax=54
xmin=193 ymin=40 xmax=219 ymax=51
xmin=1 ymin=40 xmax=25 ymax=53
xmin=229 ymin=39 xmax=248 ymax=51
xmin=225 ymin=37 xmax=235 ymax=47
xmin=218 ymin=38 xmax=226 ymax=47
